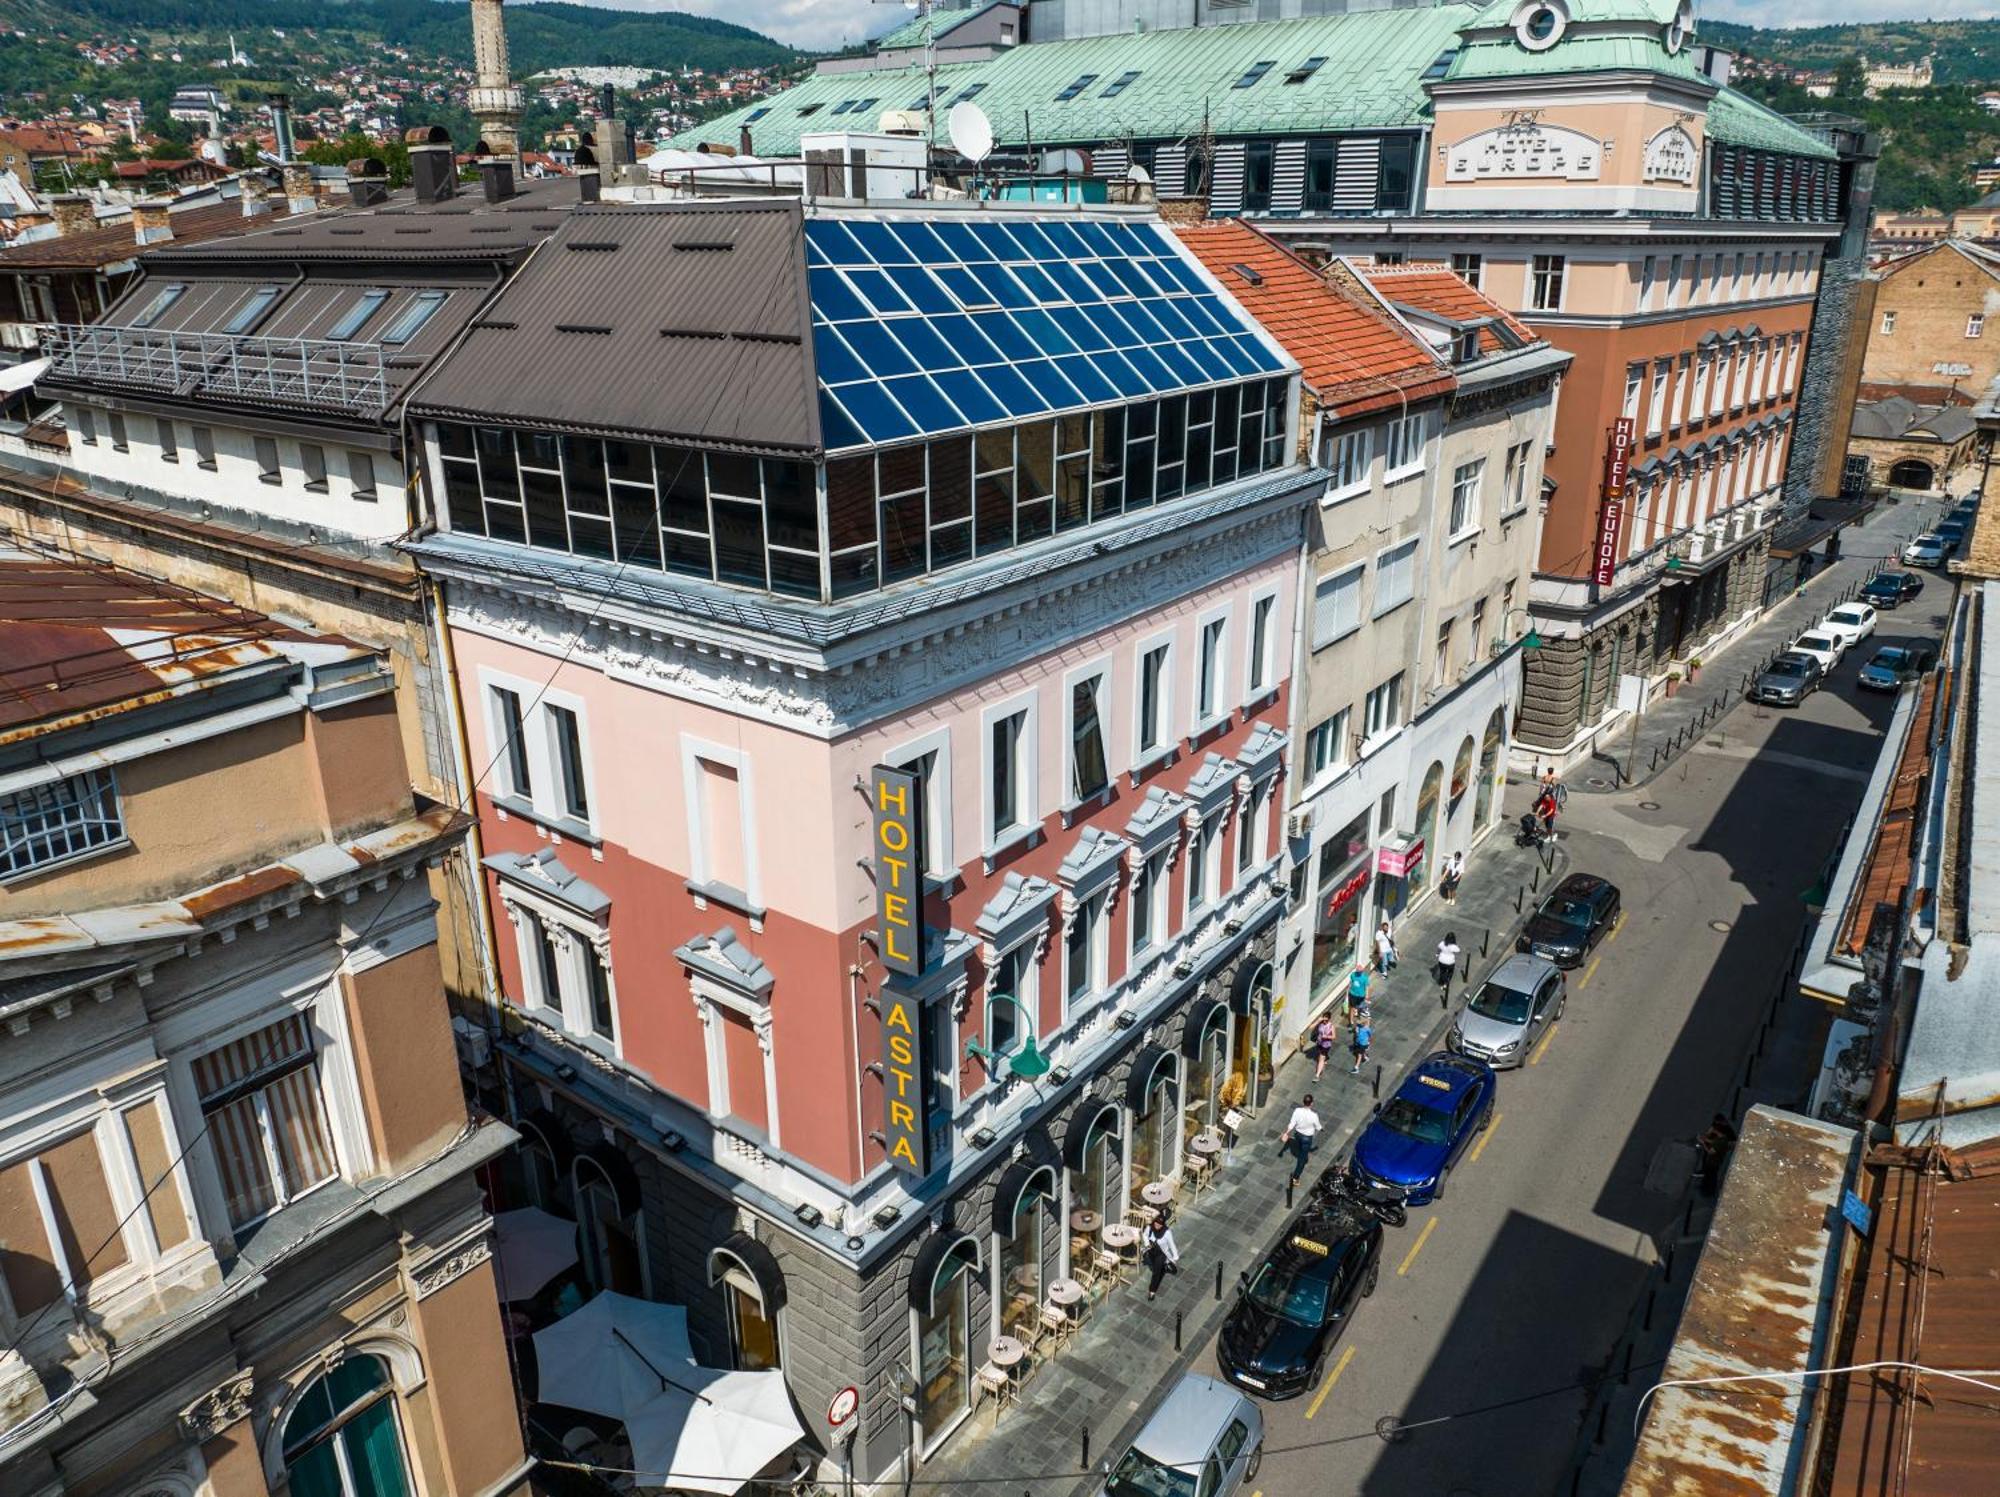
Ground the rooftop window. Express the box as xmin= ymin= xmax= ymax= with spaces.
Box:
xmin=796 ymin=103 xmax=824 ymax=118
xmin=1101 ymin=71 xmax=1141 ymax=98
xmin=1055 ymin=73 xmax=1099 ymax=102
xmin=328 ymin=288 xmax=390 ymax=340
xmin=1284 ymin=57 xmax=1328 ymax=85
xmin=221 ymin=284 xmax=283 ymax=335
xmin=381 ymin=290 xmax=446 ymax=345
xmin=1233 ymin=60 xmax=1277 ymax=89
xmin=745 ymin=106 xmax=771 ymax=123
xmin=1420 ymin=47 xmax=1459 ymax=81
xmin=947 ymin=82 xmax=988 ymax=106
xmin=830 ymin=100 xmax=858 ymax=116
xmin=128 ymin=282 xmax=186 ymax=329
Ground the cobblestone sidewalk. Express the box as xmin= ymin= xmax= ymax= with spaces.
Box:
xmin=909 ymin=823 xmax=1571 ymax=1496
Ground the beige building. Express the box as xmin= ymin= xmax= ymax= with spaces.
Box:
xmin=1859 ymin=240 xmax=2000 ymax=403
xmin=0 ymin=544 xmax=528 ymax=1497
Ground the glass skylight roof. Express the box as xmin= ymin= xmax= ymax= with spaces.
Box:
xmin=805 ymin=217 xmax=1287 ymax=452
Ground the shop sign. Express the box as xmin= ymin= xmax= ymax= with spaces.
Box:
xmin=1377 ymin=839 xmax=1425 ymax=879
xmin=871 ymin=764 xmax=925 ymax=978
xmin=1323 ymin=865 xmax=1372 ymax=920
xmin=1595 ymin=416 xmax=1635 ymax=588
xmin=1603 ymin=416 xmax=1635 ymax=500
xmin=881 ymin=987 xmax=928 ymax=1176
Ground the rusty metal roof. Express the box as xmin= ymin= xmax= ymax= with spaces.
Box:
xmin=0 ymin=200 xmax=295 ymax=272
xmin=1837 ymin=672 xmax=1944 ymax=958
xmin=1621 ymin=1105 xmax=1856 ymax=1497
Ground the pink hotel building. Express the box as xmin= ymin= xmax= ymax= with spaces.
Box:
xmin=408 ymin=198 xmax=1323 ymax=1480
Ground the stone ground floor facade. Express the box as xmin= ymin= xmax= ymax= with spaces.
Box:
xmin=484 ymin=918 xmax=1280 ymax=1490
xmin=1845 ymin=430 xmax=1983 ymax=496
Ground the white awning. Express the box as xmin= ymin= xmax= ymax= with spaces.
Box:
xmin=625 ymin=1367 xmax=807 ymax=1496
xmin=0 ymin=358 xmax=49 ymax=394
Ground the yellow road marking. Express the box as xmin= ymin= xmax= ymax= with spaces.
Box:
xmin=1468 ymin=1112 xmax=1502 ymax=1164
xmin=1578 ymin=954 xmax=1603 ymax=991
xmin=1304 ymin=1344 xmax=1357 ymax=1421
xmin=1397 ymin=1216 xmax=1438 ymax=1277
xmin=1608 ymin=913 xmax=1626 ymax=944
xmin=1529 ymin=1020 xmax=1560 ymax=1067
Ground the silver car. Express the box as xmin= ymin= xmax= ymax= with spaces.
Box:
xmin=1750 ymin=651 xmax=1822 ymax=706
xmin=1102 ymin=1372 xmax=1263 ymax=1497
xmin=1449 ymin=953 xmax=1565 ymax=1070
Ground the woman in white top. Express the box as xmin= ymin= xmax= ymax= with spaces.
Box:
xmin=1142 ymin=1211 xmax=1180 ymax=1300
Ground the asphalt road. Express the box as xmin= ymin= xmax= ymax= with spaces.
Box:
xmin=1184 ymin=502 xmax=1958 ymax=1497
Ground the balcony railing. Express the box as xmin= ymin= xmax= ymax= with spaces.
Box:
xmin=40 ymin=322 xmax=389 ymax=416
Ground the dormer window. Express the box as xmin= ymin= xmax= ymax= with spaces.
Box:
xmin=221 ymin=284 xmax=282 ymax=335
xmin=329 ymin=289 xmax=389 ymax=340
xmin=128 ymin=282 xmax=186 ymax=329
xmin=1512 ymin=0 xmax=1569 ymax=52
xmin=1458 ymin=329 xmax=1481 ymax=363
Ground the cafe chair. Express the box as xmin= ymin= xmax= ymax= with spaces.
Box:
xmin=974 ymin=1361 xmax=1015 ymax=1420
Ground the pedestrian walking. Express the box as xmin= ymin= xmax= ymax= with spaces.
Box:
xmin=1281 ymin=1094 xmax=1322 ymax=1183
xmin=1440 ymin=851 xmax=1464 ymax=903
xmin=1349 ymin=1012 xmax=1372 ymax=1075
xmin=1142 ymin=1210 xmax=1180 ymax=1300
xmin=1374 ymin=919 xmax=1397 ymax=975
xmin=1348 ymin=963 xmax=1371 ymax=1009
xmin=1312 ymin=1012 xmax=1337 ymax=1079
xmin=1435 ymin=932 xmax=1461 ymax=993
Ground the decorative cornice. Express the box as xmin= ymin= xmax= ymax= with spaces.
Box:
xmin=410 ymin=1230 xmax=494 ymax=1301
xmin=177 ymin=1369 xmax=254 ymax=1442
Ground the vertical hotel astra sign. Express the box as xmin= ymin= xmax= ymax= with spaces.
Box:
xmin=1594 ymin=417 xmax=1635 ymax=587
xmin=872 ymin=765 xmax=928 ymax=1175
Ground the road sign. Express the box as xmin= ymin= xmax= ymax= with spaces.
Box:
xmin=829 ymin=1385 xmax=860 ymax=1428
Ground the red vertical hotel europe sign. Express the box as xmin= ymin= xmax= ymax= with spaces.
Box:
xmin=1594 ymin=416 xmax=1635 ymax=587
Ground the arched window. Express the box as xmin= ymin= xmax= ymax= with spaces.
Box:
xmin=1449 ymin=735 xmax=1476 ymax=818
xmin=281 ymin=1356 xmax=409 ymax=1497
xmin=573 ymin=1146 xmax=643 ymax=1296
xmin=1412 ymin=762 xmax=1443 ymax=895
xmin=709 ymin=1234 xmax=786 ymax=1372
xmin=1475 ymin=708 xmax=1506 ymax=828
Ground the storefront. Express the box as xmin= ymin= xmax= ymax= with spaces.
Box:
xmin=1182 ymin=998 xmax=1230 ymax=1152
xmin=991 ymin=1162 xmax=1057 ymax=1344
xmin=1375 ymin=833 xmax=1426 ymax=922
xmin=1226 ymin=958 xmax=1276 ymax=1114
xmin=1309 ymin=811 xmax=1374 ymax=1001
xmin=911 ymin=1232 xmax=981 ymax=1454
xmin=1125 ymin=1047 xmax=1181 ymax=1207
xmin=1063 ymin=1100 xmax=1122 ymax=1272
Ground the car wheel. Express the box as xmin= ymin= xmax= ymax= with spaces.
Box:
xmin=1557 ymin=996 xmax=1568 ymax=1021
xmin=1362 ymin=1254 xmax=1381 ymax=1297
xmin=1307 ymin=1356 xmax=1326 ymax=1391
xmin=1245 ymin=1448 xmax=1262 ymax=1483
xmin=1433 ymin=1171 xmax=1448 ymax=1201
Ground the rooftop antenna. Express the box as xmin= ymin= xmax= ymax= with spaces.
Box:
xmin=874 ymin=0 xmax=944 ymax=155
xmin=948 ymin=100 xmax=994 ymax=165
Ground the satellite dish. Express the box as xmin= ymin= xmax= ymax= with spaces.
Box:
xmin=948 ymin=101 xmax=994 ymax=164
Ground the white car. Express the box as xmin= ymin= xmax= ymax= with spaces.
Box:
xmin=1903 ymin=535 xmax=1947 ymax=566
xmin=1820 ymin=602 xmax=1878 ymax=648
xmin=1789 ymin=629 xmax=1846 ymax=672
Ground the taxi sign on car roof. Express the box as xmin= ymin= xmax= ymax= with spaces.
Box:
xmin=1416 ymin=1073 xmax=1453 ymax=1090
xmin=1289 ymin=1234 xmax=1331 ymax=1256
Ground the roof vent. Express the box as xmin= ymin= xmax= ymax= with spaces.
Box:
xmin=672 ymin=241 xmax=734 ymax=253
xmin=1229 ymin=263 xmax=1264 ymax=287
xmin=555 ymin=323 xmax=614 ymax=336
xmin=345 ymin=156 xmax=390 ymax=209
xmin=478 ymin=158 xmax=516 ymax=205
xmin=408 ymin=126 xmax=457 ymax=205
xmin=567 ymin=240 xmax=621 ymax=252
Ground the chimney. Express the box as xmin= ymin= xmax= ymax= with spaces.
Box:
xmin=406 ymin=125 xmax=456 ymax=204
xmin=49 ymin=193 xmax=95 ymax=237
xmin=578 ymin=166 xmax=601 ymax=202
xmin=266 ymin=90 xmax=295 ymax=164
xmin=241 ymin=173 xmax=272 ymax=217
xmin=740 ymin=125 xmax=754 ymax=157
xmin=282 ymin=162 xmax=317 ymax=215
xmin=345 ymin=156 xmax=390 ymax=208
xmin=131 ymin=197 xmax=173 ymax=247
xmin=478 ymin=156 xmax=514 ymax=204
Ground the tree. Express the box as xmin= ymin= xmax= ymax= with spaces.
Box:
xmin=1832 ymin=54 xmax=1867 ymax=102
xmin=299 ymin=131 xmax=413 ymax=187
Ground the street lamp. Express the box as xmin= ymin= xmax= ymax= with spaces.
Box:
xmin=964 ymin=993 xmax=1052 ymax=1082
xmin=1491 ymin=607 xmax=1543 ymax=658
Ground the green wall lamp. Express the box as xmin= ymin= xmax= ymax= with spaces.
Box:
xmin=964 ymin=993 xmax=1052 ymax=1082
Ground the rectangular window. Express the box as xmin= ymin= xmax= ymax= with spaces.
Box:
xmin=1327 ymin=427 xmax=1371 ymax=494
xmin=1639 ymin=254 xmax=1657 ymax=311
xmin=1434 ymin=619 xmax=1455 ymax=688
xmin=1530 ymin=255 xmax=1565 ymax=311
xmin=1647 ymin=359 xmax=1670 ymax=436
xmin=1311 ymin=565 xmax=1363 ymax=647
xmin=129 ymin=282 xmax=186 ymax=329
xmin=1 ymin=767 xmax=123 ymax=879
xmin=347 ymin=449 xmax=377 ymax=501
xmin=1303 ymin=140 xmax=1337 ymax=212
xmin=1374 ymin=538 xmax=1418 ymax=615
xmin=1285 ymin=56 xmax=1328 ymax=85
xmin=1130 ymin=851 xmax=1164 ymax=954
xmin=109 ymin=411 xmax=128 ymax=453
xmin=1186 ymin=820 xmax=1212 ymax=912
xmin=74 ymin=406 xmax=95 ymax=445
xmin=548 ymin=704 xmax=590 ymax=821
xmin=1069 ymin=672 xmax=1110 ymax=802
xmin=491 ymin=686 xmax=532 ymax=801
xmin=989 ymin=707 xmax=1029 ymax=842
xmin=1137 ymin=642 xmax=1170 ymax=758
xmin=1196 ymin=617 xmax=1226 ymax=725
xmin=1469 ymin=598 xmax=1487 ymax=664
xmin=157 ymin=417 xmax=177 ymax=463
xmin=329 ymin=289 xmax=390 ymax=340
xmin=584 ymin=947 xmax=615 ymax=1042
xmin=1243 ymin=141 xmax=1275 ymax=214
xmin=1054 ymin=73 xmax=1099 ymax=102
xmin=1880 ymin=310 xmax=1897 ymax=335
xmin=1971 ymin=314 xmax=1986 ymax=339
xmin=1450 ymin=253 xmax=1482 ymax=289
xmin=1671 ymin=355 xmax=1690 ymax=429
xmin=255 ymin=434 xmax=281 ymax=485
xmin=1690 ymin=355 xmax=1712 ymax=419
xmin=1303 ymin=707 xmax=1348 ymax=782
xmin=221 ymin=284 xmax=282 ymax=335
xmin=300 ymin=442 xmax=328 ymax=492
xmin=1622 ymin=364 xmax=1643 ymax=421
xmin=1248 ymin=594 xmax=1276 ymax=695
xmin=1449 ymin=459 xmax=1483 ymax=536
xmin=1065 ymin=893 xmax=1104 ymax=1008
xmin=1502 ymin=440 xmax=1531 ymax=513
xmin=1101 ymin=70 xmax=1141 ymax=98
xmin=1364 ymin=672 xmax=1405 ymax=738
xmin=1384 ymin=412 xmax=1424 ymax=476
xmin=1666 ymin=253 xmax=1684 ymax=308
xmin=192 ymin=1014 xmax=339 ymax=1228
xmin=192 ymin=424 xmax=216 ymax=470
xmin=1233 ymin=60 xmax=1277 ymax=88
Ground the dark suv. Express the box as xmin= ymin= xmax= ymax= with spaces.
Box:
xmin=1218 ymin=1196 xmax=1383 ymax=1399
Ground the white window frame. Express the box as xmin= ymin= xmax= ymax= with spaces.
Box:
xmin=1622 ymin=364 xmax=1643 ymax=422
xmin=1784 ymin=335 xmax=1802 ymax=393
xmin=980 ymin=690 xmax=1040 ymax=860
xmin=1690 ymin=353 xmax=1712 ymax=418
xmin=1325 ymin=425 xmax=1372 ymax=500
xmin=1383 ymin=411 xmax=1426 ymax=483
xmin=479 ymin=668 xmax=600 ymax=837
xmin=1448 ymin=459 xmax=1484 ymax=541
xmin=1127 ymin=848 xmax=1168 ymax=964
xmin=1372 ymin=537 xmax=1419 ymax=618
xmin=886 ymin=725 xmax=955 ymax=880
xmin=1191 ymin=608 xmax=1230 ymax=736
xmin=1881 ymin=310 xmax=1897 ymax=335
xmin=1971 ymin=314 xmax=1987 ymax=339
xmin=506 ymin=891 xmax=621 ymax=1053
xmin=1501 ymin=440 xmax=1533 ymax=517
xmin=1530 ymin=254 xmax=1565 ymax=312
xmin=1185 ymin=815 xmax=1222 ymax=917
xmin=1646 ymin=359 xmax=1670 ymax=436
xmin=1311 ymin=562 xmax=1364 ymax=650
xmin=1451 ymin=253 xmax=1483 ymax=290
xmin=1244 ymin=586 xmax=1280 ymax=702
xmin=1131 ymin=631 xmax=1176 ymax=777
xmin=1061 ymin=889 xmax=1109 ymax=1022
xmin=1638 ymin=254 xmax=1657 ymax=311
xmin=1302 ymin=705 xmax=1349 ymax=788
xmin=1062 ymin=657 xmax=1115 ymax=811
xmin=688 ymin=974 xmax=780 ymax=1150
xmin=680 ymin=734 xmax=763 ymax=912
xmin=1363 ymin=671 xmax=1404 ymax=743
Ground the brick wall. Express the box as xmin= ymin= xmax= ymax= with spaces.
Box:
xmin=1860 ymin=245 xmax=2000 ymax=398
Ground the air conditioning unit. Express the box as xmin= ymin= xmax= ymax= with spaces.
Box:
xmin=1286 ymin=810 xmax=1312 ymax=840
xmin=450 ymin=1015 xmax=492 ymax=1070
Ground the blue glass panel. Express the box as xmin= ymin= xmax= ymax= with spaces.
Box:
xmin=837 ymin=319 xmax=920 ymax=376
xmin=1045 ymin=261 xmax=1101 ymax=304
xmin=1090 ymin=350 xmax=1152 ymax=398
xmin=833 ymin=378 xmax=920 ymax=442
xmin=1121 ymin=344 xmax=1176 ymax=390
xmin=1078 ymin=261 xmax=1127 ymax=300
xmin=935 ymin=265 xmax=998 ymax=310
xmin=1188 ymin=294 xmax=1238 ymax=335
xmin=1011 ymin=263 xmax=1063 ymax=305
xmin=1128 ymin=258 xmax=1180 ymax=296
xmin=819 ymin=391 xmax=868 ymax=451
xmin=929 ymin=313 xmax=1006 ymax=365
xmin=1005 ymin=222 xmax=1061 ymax=261
xmin=1117 ymin=299 xmax=1169 ymax=345
xmin=1154 ymin=255 xmax=1210 ymax=295
xmin=846 ymin=267 xmax=914 ymax=315
xmin=846 ymin=219 xmax=918 ymax=265
xmin=972 ymin=360 xmax=1048 ymax=416
xmin=881 ymin=372 xmax=962 ymax=434
xmin=1015 ymin=358 xmax=1083 ymax=411
xmin=1236 ymin=334 xmax=1287 ymax=373
xmin=809 ymin=268 xmax=872 ymax=325
xmin=933 ymin=220 xmax=999 ymax=262
xmin=1152 ymin=340 xmax=1204 ymax=388
xmin=1146 ymin=296 xmax=1198 ymax=341
xmin=930 ymin=367 xmax=1008 ymax=427
xmin=1180 ymin=339 xmax=1235 ymax=384
xmin=1102 ymin=257 xmax=1155 ymax=299
xmin=807 ymin=220 xmax=869 ymax=266
xmin=812 ymin=324 xmax=869 ymax=385
xmin=1073 ymin=221 xmax=1123 ymax=258
xmin=888 ymin=266 xmax=957 ymax=315
xmin=1011 ymin=307 xmax=1077 ymax=357
xmin=1207 ymin=337 xmax=1256 ymax=378
xmin=1050 ymin=305 xmax=1109 ymax=352
xmin=1041 ymin=222 xmax=1090 ymax=261
xmin=1081 ymin=302 xmax=1139 ymax=346
xmin=1177 ymin=296 xmax=1228 ymax=337
xmin=888 ymin=316 xmax=963 ymax=370
xmin=1053 ymin=355 xmax=1118 ymax=404
xmin=968 ymin=310 xmax=1038 ymax=363
xmin=805 ymin=236 xmax=831 ymax=267
xmin=890 ymin=221 xmax=954 ymax=263
xmin=971 ymin=263 xmax=1036 ymax=309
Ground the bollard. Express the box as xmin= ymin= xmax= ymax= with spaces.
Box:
xmin=1215 ymin=1259 xmax=1223 ymax=1301
xmin=1373 ymin=1062 xmax=1383 ymax=1098
xmin=1664 ymin=1246 xmax=1676 ymax=1285
xmin=1175 ymin=1310 xmax=1183 ymax=1351
xmin=1517 ymin=883 xmax=1525 ymax=913
xmin=1482 ymin=928 xmax=1490 ymax=957
xmin=1532 ymin=866 xmax=1542 ymax=893
xmin=1733 ymin=1085 xmax=1743 ymax=1115
xmin=1286 ymin=1176 xmax=1295 ymax=1210
xmin=1622 ymin=1343 xmax=1634 ymax=1385
xmin=1644 ymin=1289 xmax=1656 ymax=1331
xmin=1683 ymin=1200 xmax=1694 ymax=1235
xmin=1082 ymin=1427 xmax=1090 ymax=1472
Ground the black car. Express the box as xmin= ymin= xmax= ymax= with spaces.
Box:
xmin=1217 ymin=1197 xmax=1383 ymax=1399
xmin=1936 ymin=521 xmax=1968 ymax=554
xmin=1515 ymin=872 xmax=1621 ymax=968
xmin=1859 ymin=571 xmax=1924 ymax=610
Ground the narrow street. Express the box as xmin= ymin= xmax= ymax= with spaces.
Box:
xmin=1171 ymin=497 xmax=1955 ymax=1497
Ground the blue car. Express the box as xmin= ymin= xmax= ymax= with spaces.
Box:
xmin=1349 ymin=1052 xmax=1495 ymax=1205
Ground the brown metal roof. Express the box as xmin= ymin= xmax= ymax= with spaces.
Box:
xmin=0 ymin=200 xmax=295 ymax=272
xmin=409 ymin=199 xmax=821 ymax=457
xmin=1837 ymin=672 xmax=1945 ymax=957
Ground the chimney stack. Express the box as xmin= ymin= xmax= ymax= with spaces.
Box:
xmin=345 ymin=157 xmax=391 ymax=209
xmin=740 ymin=125 xmax=754 ymax=157
xmin=406 ymin=125 xmax=457 ymax=204
xmin=241 ymin=173 xmax=272 ymax=217
xmin=132 ymin=197 xmax=173 ymax=247
xmin=478 ymin=156 xmax=515 ymax=204
xmin=49 ymin=193 xmax=95 ymax=238
xmin=578 ymin=166 xmax=601 ymax=202
xmin=266 ymin=91 xmax=295 ymax=164
xmin=282 ymin=162 xmax=317 ymax=215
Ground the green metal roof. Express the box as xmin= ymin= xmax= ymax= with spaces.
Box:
xmin=1445 ymin=32 xmax=1707 ymax=85
xmin=1706 ymin=88 xmax=1838 ymax=160
xmin=872 ymin=2 xmax=1007 ymax=52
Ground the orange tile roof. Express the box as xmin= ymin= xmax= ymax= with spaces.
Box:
xmin=1171 ymin=219 xmax=1451 ymax=420
xmin=1361 ymin=263 xmax=1540 ymax=355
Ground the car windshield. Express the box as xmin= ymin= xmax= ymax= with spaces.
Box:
xmin=1246 ymin=1258 xmax=1332 ymax=1325
xmin=1870 ymin=649 xmax=1909 ymax=671
xmin=1830 ymin=609 xmax=1864 ymax=626
xmin=1379 ymin=1096 xmax=1452 ymax=1144
xmin=1468 ymin=981 xmax=1533 ymax=1024
xmin=1539 ymin=895 xmax=1594 ymax=930
xmin=1769 ymin=657 xmax=1812 ymax=678
xmin=1797 ymin=634 xmax=1835 ymax=651
xmin=1105 ymin=1450 xmax=1198 ymax=1497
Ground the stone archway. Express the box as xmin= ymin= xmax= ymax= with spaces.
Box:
xmin=1888 ymin=458 xmax=1935 ymax=490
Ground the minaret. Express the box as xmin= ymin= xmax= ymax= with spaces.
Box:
xmin=468 ymin=0 xmax=524 ymax=161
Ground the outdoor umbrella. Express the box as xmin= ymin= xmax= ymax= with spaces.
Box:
xmin=531 ymin=1291 xmax=696 ymax=1420
xmin=492 ymin=1207 xmax=579 ymax=1303
xmin=623 ymin=1366 xmax=807 ymax=1496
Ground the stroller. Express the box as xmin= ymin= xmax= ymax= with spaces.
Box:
xmin=1517 ymin=810 xmax=1552 ymax=848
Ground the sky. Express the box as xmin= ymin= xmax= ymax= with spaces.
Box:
xmin=1702 ymin=0 xmax=2000 ymax=22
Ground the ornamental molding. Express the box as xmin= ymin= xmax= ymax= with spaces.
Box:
xmin=410 ymin=1228 xmax=495 ymax=1301
xmin=177 ymin=1369 xmax=254 ymax=1442
xmin=1445 ymin=120 xmax=1602 ymax=183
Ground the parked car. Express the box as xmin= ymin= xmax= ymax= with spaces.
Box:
xmin=1787 ymin=629 xmax=1846 ymax=672
xmin=1856 ymin=644 xmax=1939 ymax=692
xmin=1350 ymin=1052 xmax=1495 ymax=1205
xmin=1820 ymin=602 xmax=1877 ymax=648
xmin=1515 ymin=873 xmax=1622 ymax=968
xmin=1903 ymin=536 xmax=1947 ymax=567
xmin=1451 ymin=953 xmax=1566 ymax=1069
xmin=1102 ymin=1374 xmax=1263 ymax=1496
xmin=1750 ymin=652 xmax=1823 ymax=706
xmin=1217 ymin=1196 xmax=1384 ymax=1399
xmin=1935 ymin=520 xmax=1968 ymax=554
xmin=1860 ymin=572 xmax=1924 ymax=609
